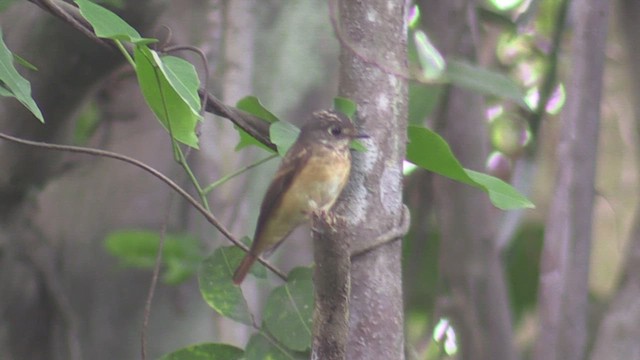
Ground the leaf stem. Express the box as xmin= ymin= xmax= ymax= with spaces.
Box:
xmin=116 ymin=40 xmax=135 ymax=68
xmin=175 ymin=145 xmax=211 ymax=211
xmin=204 ymin=154 xmax=277 ymax=194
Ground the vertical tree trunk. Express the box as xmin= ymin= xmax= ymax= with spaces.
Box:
xmin=534 ymin=0 xmax=609 ymax=359
xmin=316 ymin=0 xmax=409 ymax=359
xmin=589 ymin=0 xmax=640 ymax=358
xmin=421 ymin=1 xmax=518 ymax=358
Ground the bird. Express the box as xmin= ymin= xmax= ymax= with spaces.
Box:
xmin=232 ymin=110 xmax=367 ymax=285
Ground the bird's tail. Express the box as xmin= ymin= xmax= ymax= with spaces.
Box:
xmin=233 ymin=253 xmax=257 ymax=285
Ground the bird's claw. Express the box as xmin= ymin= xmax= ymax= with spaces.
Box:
xmin=313 ymin=210 xmax=346 ymax=232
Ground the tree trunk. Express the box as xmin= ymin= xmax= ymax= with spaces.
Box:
xmin=311 ymin=0 xmax=409 ymax=359
xmin=420 ymin=1 xmax=518 ymax=358
xmin=590 ymin=0 xmax=640 ymax=358
xmin=534 ymin=0 xmax=609 ymax=359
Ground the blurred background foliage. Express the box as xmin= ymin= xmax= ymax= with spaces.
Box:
xmin=402 ymin=0 xmax=634 ymax=357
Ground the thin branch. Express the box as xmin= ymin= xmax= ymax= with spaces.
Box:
xmin=140 ymin=198 xmax=174 ymax=360
xmin=23 ymin=226 xmax=83 ymax=360
xmin=0 ymin=132 xmax=287 ymax=281
xmin=199 ymin=90 xmax=275 ymax=150
xmin=204 ymin=154 xmax=277 ymax=194
xmin=27 ymin=0 xmax=114 ymax=50
xmin=527 ymin=0 xmax=570 ymax=140
xmin=351 ymin=204 xmax=411 ymax=257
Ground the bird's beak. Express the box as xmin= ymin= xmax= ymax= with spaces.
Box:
xmin=343 ymin=125 xmax=368 ymax=139
xmin=346 ymin=127 xmax=369 ymax=139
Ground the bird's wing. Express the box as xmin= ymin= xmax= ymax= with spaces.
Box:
xmin=250 ymin=142 xmax=311 ymax=254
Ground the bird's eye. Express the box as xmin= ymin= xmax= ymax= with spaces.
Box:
xmin=329 ymin=126 xmax=342 ymax=136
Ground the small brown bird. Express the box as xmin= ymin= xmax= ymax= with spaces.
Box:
xmin=232 ymin=110 xmax=366 ymax=284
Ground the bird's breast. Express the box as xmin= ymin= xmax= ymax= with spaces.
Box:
xmin=254 ymin=146 xmax=351 ymax=249
xmin=288 ymin=147 xmax=351 ymax=213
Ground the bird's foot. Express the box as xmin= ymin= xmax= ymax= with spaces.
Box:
xmin=312 ymin=210 xmax=345 ymax=233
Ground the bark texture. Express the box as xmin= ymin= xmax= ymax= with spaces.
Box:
xmin=312 ymin=213 xmax=351 ymax=359
xmin=314 ymin=1 xmax=409 ymax=359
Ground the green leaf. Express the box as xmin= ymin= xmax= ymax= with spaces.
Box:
xmin=350 ymin=139 xmax=367 ymax=152
xmin=446 ymin=59 xmax=528 ymax=108
xmin=134 ymin=45 xmax=200 ymax=148
xmin=13 ymin=54 xmax=37 ymax=71
xmin=414 ymin=30 xmax=445 ymax=80
xmin=406 ymin=125 xmax=534 ymax=210
xmin=263 ymin=267 xmax=314 ymax=351
xmin=408 ymin=4 xmax=421 ymax=29
xmin=73 ymin=100 xmax=101 ymax=145
xmin=198 ymin=246 xmax=253 ymax=325
xmin=246 ymin=333 xmax=308 ymax=360
xmin=104 ymin=230 xmax=204 ymax=285
xmin=465 ymin=170 xmax=535 ymax=210
xmin=505 ymin=223 xmax=543 ymax=323
xmin=270 ymin=121 xmax=300 ymax=156
xmin=235 ymin=96 xmax=279 ymax=152
xmin=332 ymin=98 xmax=367 ymax=151
xmin=408 ymin=82 xmax=443 ymax=125
xmin=406 ymin=125 xmax=471 ymax=184
xmin=0 ymin=29 xmax=44 ymax=122
xmin=0 ymin=0 xmax=18 ymax=12
xmin=236 ymin=96 xmax=280 ymax=123
xmin=235 ymin=128 xmax=274 ymax=153
xmin=160 ymin=343 xmax=244 ymax=360
xmin=0 ymin=82 xmax=11 ymax=96
xmin=160 ymin=55 xmax=201 ymax=114
xmin=74 ymin=0 xmax=155 ymax=44
xmin=333 ymin=97 xmax=357 ymax=118
xmin=96 ymin=0 xmax=125 ymax=8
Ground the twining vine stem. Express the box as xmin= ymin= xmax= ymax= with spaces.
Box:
xmin=0 ymin=132 xmax=287 ymax=281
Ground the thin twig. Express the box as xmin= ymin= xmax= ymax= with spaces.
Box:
xmin=27 ymin=0 xmax=114 ymax=50
xmin=204 ymin=154 xmax=277 ymax=194
xmin=351 ymin=205 xmax=411 ymax=257
xmin=199 ymin=90 xmax=275 ymax=150
xmin=528 ymin=0 xmax=570 ymax=139
xmin=23 ymin=226 xmax=83 ymax=360
xmin=140 ymin=201 xmax=174 ymax=360
xmin=0 ymin=132 xmax=288 ymax=281
xmin=138 ymin=40 xmax=213 ymax=353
